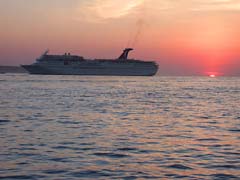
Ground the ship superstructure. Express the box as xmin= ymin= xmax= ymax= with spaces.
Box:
xmin=22 ymin=48 xmax=158 ymax=76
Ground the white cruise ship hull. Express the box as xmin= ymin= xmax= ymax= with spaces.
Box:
xmin=22 ymin=64 xmax=158 ymax=76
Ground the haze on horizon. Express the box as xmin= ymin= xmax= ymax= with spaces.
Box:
xmin=1 ymin=0 xmax=240 ymax=76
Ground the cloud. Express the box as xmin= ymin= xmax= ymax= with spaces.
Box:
xmin=76 ymin=0 xmax=144 ymax=22
xmin=139 ymin=0 xmax=240 ymax=12
xmin=191 ymin=0 xmax=240 ymax=11
xmin=75 ymin=0 xmax=240 ymax=24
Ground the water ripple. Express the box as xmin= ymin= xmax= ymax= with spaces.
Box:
xmin=0 ymin=75 xmax=239 ymax=179
xmin=166 ymin=164 xmax=193 ymax=170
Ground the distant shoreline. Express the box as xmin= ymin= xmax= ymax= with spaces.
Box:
xmin=0 ymin=66 xmax=27 ymax=74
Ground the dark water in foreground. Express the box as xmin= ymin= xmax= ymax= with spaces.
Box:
xmin=0 ymin=74 xmax=239 ymax=179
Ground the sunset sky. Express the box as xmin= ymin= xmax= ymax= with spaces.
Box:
xmin=1 ymin=0 xmax=240 ymax=76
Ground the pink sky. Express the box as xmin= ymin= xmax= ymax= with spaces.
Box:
xmin=0 ymin=0 xmax=240 ymax=76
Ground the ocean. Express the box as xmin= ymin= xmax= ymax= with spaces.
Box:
xmin=0 ymin=74 xmax=239 ymax=179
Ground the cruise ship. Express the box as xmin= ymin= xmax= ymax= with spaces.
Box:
xmin=22 ymin=48 xmax=158 ymax=76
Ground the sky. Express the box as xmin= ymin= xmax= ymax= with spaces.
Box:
xmin=0 ymin=0 xmax=240 ymax=76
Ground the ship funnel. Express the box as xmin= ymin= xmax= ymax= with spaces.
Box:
xmin=118 ymin=48 xmax=133 ymax=60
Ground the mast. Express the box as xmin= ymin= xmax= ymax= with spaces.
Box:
xmin=36 ymin=49 xmax=49 ymax=61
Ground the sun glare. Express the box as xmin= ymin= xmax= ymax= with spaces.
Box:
xmin=206 ymin=71 xmax=221 ymax=77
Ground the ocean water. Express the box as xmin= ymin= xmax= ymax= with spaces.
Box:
xmin=0 ymin=74 xmax=239 ymax=179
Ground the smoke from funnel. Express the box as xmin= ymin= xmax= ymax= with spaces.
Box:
xmin=126 ymin=1 xmax=147 ymax=48
xmin=126 ymin=19 xmax=145 ymax=48
xmin=134 ymin=19 xmax=144 ymax=45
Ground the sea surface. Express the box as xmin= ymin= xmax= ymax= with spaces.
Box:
xmin=0 ymin=74 xmax=239 ymax=179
